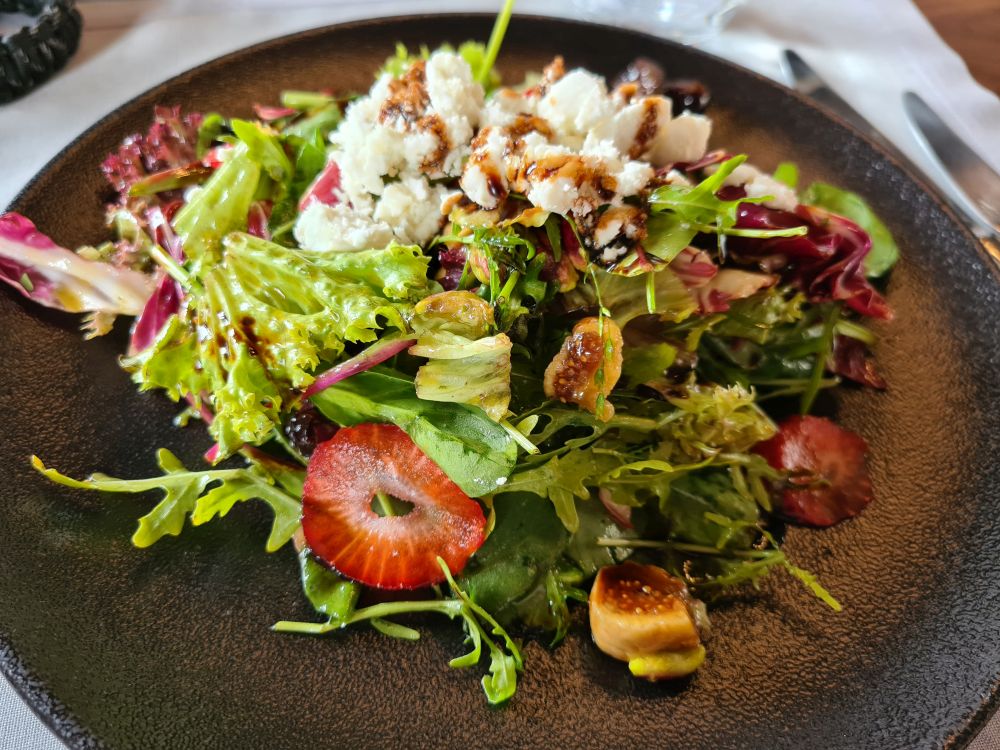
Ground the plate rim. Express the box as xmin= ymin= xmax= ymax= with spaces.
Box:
xmin=3 ymin=12 xmax=998 ymax=749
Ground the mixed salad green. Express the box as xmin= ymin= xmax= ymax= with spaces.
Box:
xmin=2 ymin=2 xmax=898 ymax=704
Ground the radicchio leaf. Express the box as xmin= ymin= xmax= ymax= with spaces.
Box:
xmin=829 ymin=334 xmax=886 ymax=389
xmin=669 ymin=247 xmax=717 ymax=288
xmin=128 ymin=274 xmax=182 ymax=355
xmin=298 ymin=158 xmax=341 ymax=211
xmin=0 ymin=213 xmax=154 ymax=320
xmin=247 ymin=201 xmax=273 ymax=240
xmin=730 ymin=203 xmax=892 ymax=320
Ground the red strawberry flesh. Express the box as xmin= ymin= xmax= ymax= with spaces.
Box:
xmin=754 ymin=415 xmax=873 ymax=527
xmin=301 ymin=423 xmax=486 ymax=589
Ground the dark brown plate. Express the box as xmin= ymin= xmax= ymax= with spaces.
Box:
xmin=3 ymin=14 xmax=999 ymax=750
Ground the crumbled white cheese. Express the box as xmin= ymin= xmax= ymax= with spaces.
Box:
xmin=293 ymin=202 xmax=394 ymax=252
xmin=425 ymin=51 xmax=484 ymax=139
xmin=600 ymin=244 xmax=628 ymax=262
xmin=526 ymin=176 xmax=579 ymax=216
xmin=459 ymin=126 xmax=511 ymax=209
xmin=663 ymin=169 xmax=694 ymax=187
xmin=617 ymin=160 xmax=656 ymax=197
xmin=652 ymin=111 xmax=711 ymax=165
xmin=595 ymin=96 xmax=672 ymax=160
xmin=298 ymin=50 xmax=485 ymax=252
xmin=481 ymin=88 xmax=535 ymax=128
xmin=374 ymin=177 xmax=451 ymax=246
xmin=305 ymin=54 xmax=724 ymax=260
xmin=537 ymin=70 xmax=616 ymax=149
xmin=593 ymin=214 xmax=624 ymax=248
xmin=721 ymin=163 xmax=799 ymax=211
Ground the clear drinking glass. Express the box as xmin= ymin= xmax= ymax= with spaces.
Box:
xmin=571 ymin=0 xmax=745 ymax=45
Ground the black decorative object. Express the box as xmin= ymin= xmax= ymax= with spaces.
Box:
xmin=0 ymin=0 xmax=82 ymax=103
xmin=2 ymin=14 xmax=999 ymax=750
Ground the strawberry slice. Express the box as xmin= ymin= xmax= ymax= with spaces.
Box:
xmin=301 ymin=423 xmax=486 ymax=589
xmin=754 ymin=415 xmax=873 ymax=527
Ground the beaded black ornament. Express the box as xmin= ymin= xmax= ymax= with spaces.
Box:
xmin=0 ymin=0 xmax=82 ymax=103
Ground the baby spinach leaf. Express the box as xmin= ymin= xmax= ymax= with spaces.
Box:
xmin=801 ymin=181 xmax=900 ymax=277
xmin=299 ymin=549 xmax=360 ymax=624
xmin=459 ymin=493 xmax=568 ymax=616
xmin=311 ymin=369 xmax=517 ymax=497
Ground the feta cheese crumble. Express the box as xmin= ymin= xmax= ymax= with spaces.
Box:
xmin=294 ymin=52 xmax=745 ymax=263
xmin=294 ymin=50 xmax=484 ymax=252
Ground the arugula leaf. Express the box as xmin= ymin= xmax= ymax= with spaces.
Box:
xmin=710 ymin=287 xmax=805 ymax=345
xmin=274 ymin=558 xmax=523 ymax=705
xmin=32 ymin=451 xmax=301 ymax=552
xmin=499 ymin=450 xmax=621 ymax=532
xmin=773 ymin=161 xmax=799 ymax=188
xmin=311 ymin=369 xmax=517 ymax=497
xmin=801 ymin=181 xmax=900 ymax=277
xmin=647 ymin=155 xmax=808 ymax=253
xmin=506 ymin=568 xmax=588 ymax=647
xmin=642 ymin=212 xmax=699 ymax=264
xmin=666 ymin=471 xmax=760 ymax=550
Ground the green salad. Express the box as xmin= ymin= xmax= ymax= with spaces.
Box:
xmin=1 ymin=1 xmax=898 ymax=704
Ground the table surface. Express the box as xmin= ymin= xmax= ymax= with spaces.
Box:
xmin=914 ymin=0 xmax=1000 ymax=94
xmin=1 ymin=1 xmax=998 ymax=748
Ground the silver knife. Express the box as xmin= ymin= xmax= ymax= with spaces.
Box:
xmin=903 ymin=90 xmax=1000 ymax=230
xmin=782 ymin=49 xmax=1000 ymax=264
xmin=781 ymin=50 xmax=912 ymax=164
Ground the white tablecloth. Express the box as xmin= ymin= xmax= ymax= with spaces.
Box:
xmin=1 ymin=1 xmax=998 ymax=747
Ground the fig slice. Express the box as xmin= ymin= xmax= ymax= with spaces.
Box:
xmin=589 ymin=562 xmax=706 ymax=680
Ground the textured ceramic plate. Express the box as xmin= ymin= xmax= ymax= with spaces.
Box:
xmin=2 ymin=14 xmax=999 ymax=750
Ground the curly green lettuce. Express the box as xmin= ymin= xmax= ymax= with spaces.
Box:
xmin=126 ymin=234 xmax=437 ymax=457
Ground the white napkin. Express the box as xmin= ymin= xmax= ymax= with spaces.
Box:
xmin=2 ymin=0 xmax=998 ymax=210
xmin=2 ymin=2 xmax=998 ymax=748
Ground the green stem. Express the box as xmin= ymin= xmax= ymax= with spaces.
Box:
xmin=834 ymin=318 xmax=876 ymax=345
xmin=607 ymin=414 xmax=660 ymax=432
xmin=800 ymin=305 xmax=840 ymax=415
xmin=274 ymin=598 xmax=462 ymax=635
xmin=148 ymin=242 xmax=192 ymax=289
xmin=500 ymin=419 xmax=540 ymax=454
xmin=595 ymin=537 xmax=777 ymax=559
xmin=690 ymin=222 xmax=809 ymax=239
xmin=374 ymin=491 xmax=405 ymax=517
xmin=477 ymin=0 xmax=516 ymax=84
